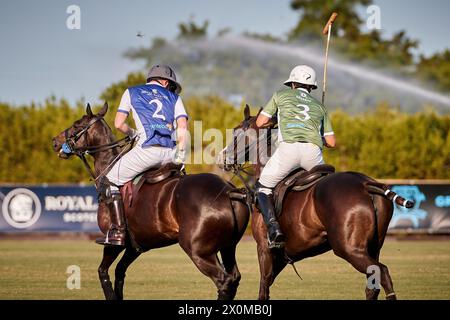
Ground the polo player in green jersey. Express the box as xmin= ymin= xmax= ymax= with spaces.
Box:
xmin=255 ymin=65 xmax=336 ymax=249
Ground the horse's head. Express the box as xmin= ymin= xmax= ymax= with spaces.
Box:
xmin=218 ymin=104 xmax=277 ymax=171
xmin=52 ymin=102 xmax=109 ymax=159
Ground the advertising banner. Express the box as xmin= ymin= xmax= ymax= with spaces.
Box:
xmin=0 ymin=185 xmax=99 ymax=232
xmin=386 ymin=183 xmax=450 ymax=233
xmin=0 ymin=183 xmax=449 ymax=233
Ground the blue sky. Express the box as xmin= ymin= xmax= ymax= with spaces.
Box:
xmin=0 ymin=0 xmax=449 ymax=105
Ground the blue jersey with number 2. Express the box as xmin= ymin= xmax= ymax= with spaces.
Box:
xmin=128 ymin=84 xmax=178 ymax=148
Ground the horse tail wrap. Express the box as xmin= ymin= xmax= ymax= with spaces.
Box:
xmin=365 ymin=181 xmax=414 ymax=208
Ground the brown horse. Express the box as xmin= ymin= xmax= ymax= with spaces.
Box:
xmin=218 ymin=105 xmax=413 ymax=300
xmin=52 ymin=103 xmax=250 ymax=300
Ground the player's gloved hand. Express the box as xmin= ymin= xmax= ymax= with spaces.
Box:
xmin=173 ymin=148 xmax=186 ymax=165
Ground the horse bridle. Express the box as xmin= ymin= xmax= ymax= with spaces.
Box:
xmin=224 ymin=122 xmax=275 ymax=194
xmin=61 ymin=116 xmax=135 ymax=182
xmin=62 ymin=116 xmax=103 ymax=156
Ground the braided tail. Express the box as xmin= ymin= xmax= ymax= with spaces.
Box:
xmin=365 ymin=181 xmax=414 ymax=208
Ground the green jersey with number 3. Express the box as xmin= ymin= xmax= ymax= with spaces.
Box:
xmin=261 ymin=88 xmax=334 ymax=148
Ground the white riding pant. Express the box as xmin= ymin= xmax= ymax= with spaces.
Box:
xmin=106 ymin=145 xmax=175 ymax=188
xmin=258 ymin=141 xmax=324 ymax=193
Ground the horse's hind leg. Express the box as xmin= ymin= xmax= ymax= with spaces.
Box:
xmin=220 ymin=246 xmax=241 ymax=299
xmin=98 ymin=245 xmax=124 ymax=300
xmin=337 ymin=248 xmax=396 ymax=300
xmin=194 ymin=253 xmax=234 ymax=300
xmin=364 ymin=259 xmax=396 ymax=300
xmin=114 ymin=247 xmax=141 ymax=300
xmin=377 ymin=262 xmax=396 ymax=300
xmin=182 ymin=244 xmax=234 ymax=300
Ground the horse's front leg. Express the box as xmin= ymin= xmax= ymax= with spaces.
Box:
xmin=257 ymin=243 xmax=272 ymax=300
xmin=98 ymin=245 xmax=124 ymax=300
xmin=256 ymin=244 xmax=287 ymax=300
xmin=254 ymin=216 xmax=287 ymax=300
xmin=114 ymin=247 xmax=141 ymax=300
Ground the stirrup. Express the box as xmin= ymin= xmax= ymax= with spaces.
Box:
xmin=95 ymin=229 xmax=126 ymax=247
xmin=95 ymin=236 xmax=125 ymax=247
xmin=267 ymin=232 xmax=285 ymax=250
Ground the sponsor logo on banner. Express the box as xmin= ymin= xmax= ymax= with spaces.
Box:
xmin=45 ymin=195 xmax=98 ymax=223
xmin=2 ymin=188 xmax=42 ymax=229
xmin=435 ymin=195 xmax=450 ymax=208
xmin=45 ymin=195 xmax=97 ymax=211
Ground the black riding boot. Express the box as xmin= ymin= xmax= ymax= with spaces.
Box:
xmin=256 ymin=185 xmax=285 ymax=249
xmin=96 ymin=191 xmax=126 ymax=247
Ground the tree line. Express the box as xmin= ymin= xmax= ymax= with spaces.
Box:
xmin=2 ymin=0 xmax=449 ymax=183
xmin=125 ymin=1 xmax=450 ymax=113
xmin=0 ymin=79 xmax=448 ymax=183
xmin=289 ymin=0 xmax=450 ymax=91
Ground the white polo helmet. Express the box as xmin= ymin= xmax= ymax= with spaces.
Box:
xmin=284 ymin=65 xmax=318 ymax=89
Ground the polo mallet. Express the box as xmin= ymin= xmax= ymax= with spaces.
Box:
xmin=321 ymin=12 xmax=338 ymax=105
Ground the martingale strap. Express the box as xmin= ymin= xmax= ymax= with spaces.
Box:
xmin=79 ymin=153 xmax=97 ymax=180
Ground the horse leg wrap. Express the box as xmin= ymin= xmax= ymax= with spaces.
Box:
xmin=99 ymin=271 xmax=116 ymax=300
xmin=114 ymin=279 xmax=125 ymax=300
xmin=386 ymin=292 xmax=397 ymax=300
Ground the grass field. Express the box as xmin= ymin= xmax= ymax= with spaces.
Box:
xmin=0 ymin=238 xmax=449 ymax=300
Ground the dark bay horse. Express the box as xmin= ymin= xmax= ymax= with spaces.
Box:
xmin=52 ymin=103 xmax=249 ymax=300
xmin=218 ymin=105 xmax=413 ymax=300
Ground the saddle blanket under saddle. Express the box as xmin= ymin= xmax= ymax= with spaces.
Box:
xmin=273 ymin=164 xmax=335 ymax=217
xmin=120 ymin=163 xmax=184 ymax=207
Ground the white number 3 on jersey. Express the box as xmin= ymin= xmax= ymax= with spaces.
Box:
xmin=150 ymin=99 xmax=166 ymax=121
xmin=295 ymin=104 xmax=311 ymax=121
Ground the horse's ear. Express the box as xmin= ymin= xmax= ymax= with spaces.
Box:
xmin=97 ymin=102 xmax=108 ymax=117
xmin=258 ymin=107 xmax=263 ymax=115
xmin=244 ymin=104 xmax=251 ymax=120
xmin=86 ymin=103 xmax=93 ymax=116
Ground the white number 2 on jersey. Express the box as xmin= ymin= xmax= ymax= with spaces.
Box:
xmin=150 ymin=99 xmax=166 ymax=121
xmin=295 ymin=104 xmax=311 ymax=121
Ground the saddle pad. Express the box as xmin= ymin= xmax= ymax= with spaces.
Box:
xmin=273 ymin=164 xmax=335 ymax=217
xmin=121 ymin=163 xmax=184 ymax=207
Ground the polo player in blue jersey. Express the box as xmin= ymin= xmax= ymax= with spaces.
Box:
xmin=97 ymin=64 xmax=188 ymax=246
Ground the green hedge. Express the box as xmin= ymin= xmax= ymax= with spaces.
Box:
xmin=0 ymin=96 xmax=448 ymax=183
